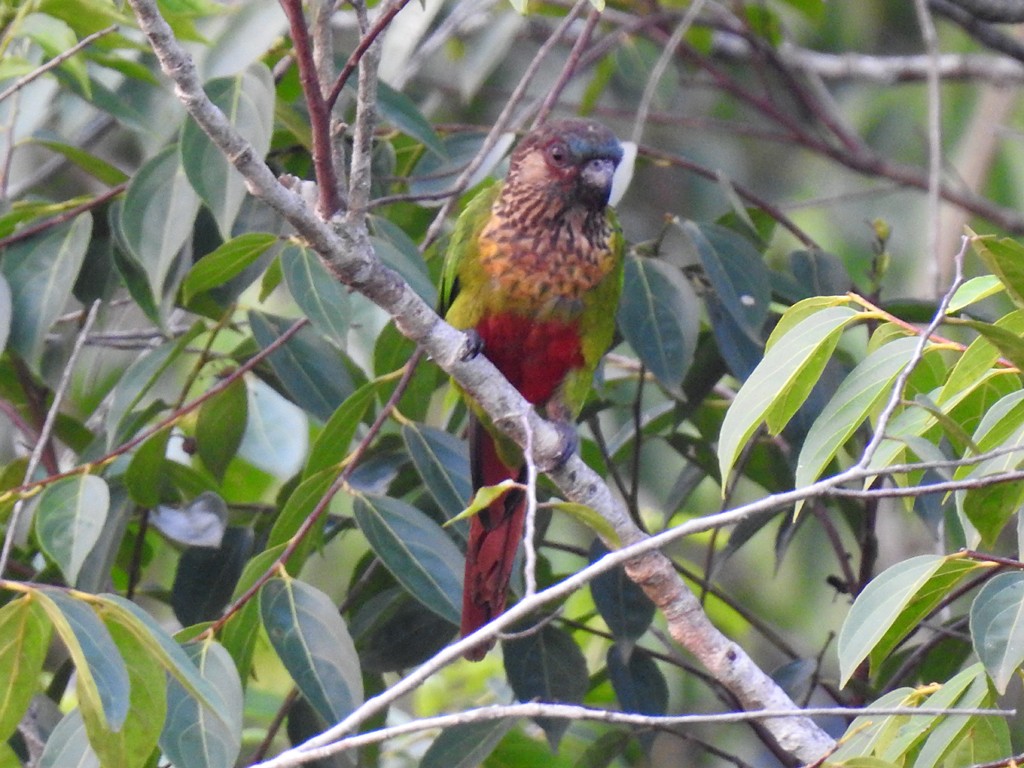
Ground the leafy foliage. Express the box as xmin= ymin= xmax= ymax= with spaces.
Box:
xmin=5 ymin=0 xmax=1024 ymax=766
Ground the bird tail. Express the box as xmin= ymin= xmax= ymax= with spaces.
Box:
xmin=460 ymin=416 xmax=526 ymax=661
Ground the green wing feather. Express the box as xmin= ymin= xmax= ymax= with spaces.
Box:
xmin=439 ymin=182 xmax=502 ymax=319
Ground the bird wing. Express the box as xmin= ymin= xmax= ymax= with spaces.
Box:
xmin=439 ymin=181 xmax=502 ymax=319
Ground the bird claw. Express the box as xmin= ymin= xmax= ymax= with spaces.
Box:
xmin=539 ymin=420 xmax=578 ymax=472
xmin=460 ymin=329 xmax=484 ymax=361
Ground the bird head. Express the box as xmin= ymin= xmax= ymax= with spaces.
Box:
xmin=507 ymin=119 xmax=623 ymax=212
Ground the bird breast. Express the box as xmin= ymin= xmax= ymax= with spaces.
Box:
xmin=476 ymin=210 xmax=616 ymax=309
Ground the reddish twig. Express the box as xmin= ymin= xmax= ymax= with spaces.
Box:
xmin=326 ymin=0 xmax=413 ymax=111
xmin=280 ymin=0 xmax=342 ymax=217
xmin=0 ymin=184 xmax=127 ymax=250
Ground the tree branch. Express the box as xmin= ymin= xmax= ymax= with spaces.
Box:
xmin=124 ymin=0 xmax=845 ymax=761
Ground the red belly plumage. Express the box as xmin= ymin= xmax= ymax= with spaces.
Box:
xmin=475 ymin=312 xmax=584 ymax=404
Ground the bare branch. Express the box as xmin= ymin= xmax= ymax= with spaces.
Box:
xmin=258 ymin=702 xmax=1015 ymax=766
xmin=712 ymin=37 xmax=1024 ymax=85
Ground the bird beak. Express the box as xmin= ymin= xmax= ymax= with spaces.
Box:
xmin=580 ymin=158 xmax=617 ymax=206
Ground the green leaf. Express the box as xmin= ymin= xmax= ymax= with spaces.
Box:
xmin=795 ymin=336 xmax=920 ymax=498
xmin=370 ymin=235 xmax=437 ymax=305
xmin=503 ymin=623 xmax=588 ymax=749
xmin=34 ymin=589 xmax=130 ymax=733
xmin=908 ymin=664 xmax=993 ymax=768
xmin=683 ymin=221 xmax=771 ymax=342
xmin=220 ymin=544 xmax=286 ymax=678
xmin=21 ymin=14 xmax=89 ymax=95
xmin=447 ymin=480 xmax=519 ymax=525
xmin=617 ymin=255 xmax=700 ymax=395
xmin=281 ymin=243 xmax=351 ymax=348
xmin=353 ymin=494 xmax=464 ymax=624
xmin=267 ymin=467 xmax=335 ymax=571
xmin=34 ymin=140 xmax=129 ymax=185
xmin=837 ymin=555 xmax=989 ymax=685
xmin=84 ymin=617 xmax=167 ymax=768
xmin=402 ymin=422 xmax=471 ymax=520
xmin=160 ymin=640 xmax=243 ymax=768
xmin=260 ymin=577 xmax=363 ymax=726
xmin=0 ymin=596 xmax=51 ymax=742
xmin=939 ymin=310 xmax=1024 ymax=404
xmin=171 ymin=527 xmax=253 ymax=627
xmin=947 ymin=275 xmax=1003 ymax=314
xmin=718 ymin=305 xmax=861 ymax=486
xmin=970 ymin=571 xmax=1024 ymax=693
xmin=351 ymin=589 xmax=456 ymax=673
xmin=236 ymin=378 xmax=309 ymax=477
xmin=196 ymin=377 xmax=248 ymax=480
xmin=119 ymin=145 xmax=201 ymax=302
xmin=106 ymin=323 xmax=205 ymax=442
xmin=181 ymin=232 xmax=277 ymax=303
xmin=970 ymin=234 xmax=1024 ymax=308
xmin=180 ymin=64 xmax=275 ymax=237
xmin=957 ymin=389 xmax=1024 ymax=544
xmin=248 ymin=311 xmax=355 ymax=421
xmin=959 ymin=318 xmax=1024 ymax=371
xmin=34 ymin=475 xmax=110 ymax=587
xmin=589 ymin=540 xmax=655 ymax=642
xmin=826 ymin=688 xmax=917 ymax=764
xmin=304 ymin=380 xmax=380 ymax=478
xmin=39 ymin=709 xmax=99 ymax=768
xmin=92 ymin=595 xmax=229 ymax=718
xmin=124 ymin=428 xmax=171 ymax=508
xmin=421 ymin=718 xmax=517 ymax=768
xmin=376 ymin=81 xmax=446 ymax=157
xmin=373 ymin=321 xmax=439 ymax=421
xmin=0 ymin=214 xmax=91 ymax=368
xmin=547 ymin=500 xmax=620 ymax=547
xmin=606 ymin=645 xmax=668 ymax=716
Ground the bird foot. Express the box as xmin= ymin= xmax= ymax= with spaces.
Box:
xmin=539 ymin=419 xmax=578 ymax=472
xmin=459 ymin=329 xmax=484 ymax=361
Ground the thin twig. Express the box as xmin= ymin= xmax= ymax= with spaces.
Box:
xmin=345 ymin=0 xmax=385 ymax=217
xmin=630 ymin=0 xmax=705 ymax=146
xmin=0 ymin=25 xmax=118 ymax=104
xmin=280 ymin=0 xmax=342 ymax=217
xmin=855 ymin=237 xmax=968 ymax=471
xmin=0 ymin=300 xmax=101 ymax=577
xmin=0 ymin=184 xmax=127 ymax=250
xmin=533 ymin=7 xmax=600 ymax=127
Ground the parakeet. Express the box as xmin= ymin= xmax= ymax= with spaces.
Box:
xmin=440 ymin=119 xmax=625 ymax=660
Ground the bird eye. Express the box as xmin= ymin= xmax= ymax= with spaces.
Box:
xmin=547 ymin=142 xmax=570 ymax=167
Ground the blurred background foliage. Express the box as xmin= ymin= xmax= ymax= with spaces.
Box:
xmin=4 ymin=0 xmax=1024 ymax=766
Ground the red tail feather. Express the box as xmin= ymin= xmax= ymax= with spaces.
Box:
xmin=460 ymin=420 xmax=526 ymax=661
